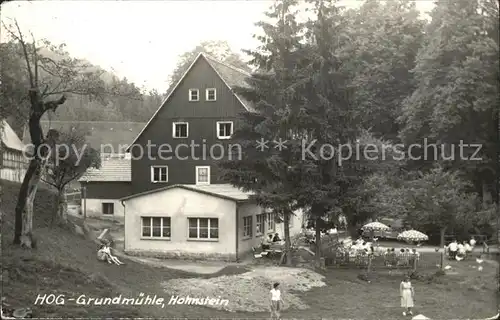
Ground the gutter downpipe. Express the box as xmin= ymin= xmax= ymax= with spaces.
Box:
xmin=235 ymin=201 xmax=240 ymax=262
xmin=121 ymin=200 xmax=125 ymax=251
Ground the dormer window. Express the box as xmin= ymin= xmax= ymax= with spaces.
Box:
xmin=216 ymin=121 xmax=233 ymax=139
xmin=206 ymin=88 xmax=216 ymax=101
xmin=189 ymin=89 xmax=199 ymax=101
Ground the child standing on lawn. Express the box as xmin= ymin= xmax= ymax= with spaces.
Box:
xmin=270 ymin=282 xmax=282 ymax=319
xmin=400 ymin=276 xmax=415 ymax=316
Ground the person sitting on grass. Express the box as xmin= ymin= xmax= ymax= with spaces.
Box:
xmin=470 ymin=236 xmax=476 ymax=247
xmin=385 ymin=248 xmax=397 ymax=267
xmin=456 ymin=241 xmax=466 ymax=261
xmin=97 ymin=244 xmax=108 ymax=262
xmin=98 ymin=242 xmax=124 ymax=265
xmin=448 ymin=239 xmax=458 ymax=259
xmin=464 ymin=241 xmax=472 ymax=256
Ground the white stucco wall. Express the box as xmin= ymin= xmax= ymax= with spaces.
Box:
xmin=237 ymin=203 xmax=263 ymax=255
xmin=81 ymin=198 xmax=125 ymax=217
xmin=275 ymin=208 xmax=305 ymax=237
xmin=123 ymin=187 xmax=238 ymax=260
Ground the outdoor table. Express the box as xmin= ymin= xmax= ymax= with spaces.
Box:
xmin=263 ymin=241 xmax=284 ymax=257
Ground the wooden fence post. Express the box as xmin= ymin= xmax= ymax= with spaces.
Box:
xmin=440 ymin=251 xmax=444 ymax=270
xmin=82 ymin=185 xmax=87 ymax=220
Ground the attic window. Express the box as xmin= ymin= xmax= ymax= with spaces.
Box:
xmin=206 ymin=88 xmax=216 ymax=101
xmin=189 ymin=89 xmax=199 ymax=101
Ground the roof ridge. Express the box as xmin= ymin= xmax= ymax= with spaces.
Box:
xmin=201 ymin=52 xmax=251 ymax=77
xmin=39 ymin=120 xmax=147 ymax=124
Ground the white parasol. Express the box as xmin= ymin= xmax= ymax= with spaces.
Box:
xmin=412 ymin=315 xmax=431 ymax=320
xmin=361 ymin=222 xmax=390 ymax=231
xmin=397 ymin=230 xmax=429 ymax=242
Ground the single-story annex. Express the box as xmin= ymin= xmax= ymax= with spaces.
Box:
xmin=120 ymin=183 xmax=304 ymax=261
xmin=79 ymin=157 xmax=132 ymax=217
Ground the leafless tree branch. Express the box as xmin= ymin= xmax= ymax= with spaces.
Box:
xmin=43 ymin=95 xmax=67 ymax=113
xmin=13 ymin=20 xmax=35 ymax=88
xmin=40 ymin=178 xmax=58 ymax=189
xmin=31 ymin=31 xmax=38 ymax=86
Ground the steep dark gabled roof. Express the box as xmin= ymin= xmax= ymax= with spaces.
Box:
xmin=127 ymin=53 xmax=255 ymax=150
xmin=203 ymin=54 xmax=255 ymax=112
xmin=23 ymin=121 xmax=146 ymax=153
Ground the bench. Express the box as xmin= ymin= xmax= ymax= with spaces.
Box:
xmin=252 ymin=247 xmax=269 ymax=259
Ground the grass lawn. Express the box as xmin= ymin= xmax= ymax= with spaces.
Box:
xmin=2 ymin=180 xmax=498 ymax=319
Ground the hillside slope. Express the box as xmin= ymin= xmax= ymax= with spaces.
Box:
xmin=1 ymin=181 xmax=140 ymax=317
xmin=1 ymin=180 xmax=256 ymax=318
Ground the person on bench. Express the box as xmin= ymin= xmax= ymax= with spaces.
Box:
xmin=272 ymin=233 xmax=281 ymax=242
xmin=261 ymin=234 xmax=273 ymax=250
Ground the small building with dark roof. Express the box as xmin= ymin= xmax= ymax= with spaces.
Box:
xmin=79 ymin=157 xmax=132 ymax=217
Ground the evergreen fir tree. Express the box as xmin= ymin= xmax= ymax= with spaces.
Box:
xmin=220 ymin=0 xmax=306 ymax=265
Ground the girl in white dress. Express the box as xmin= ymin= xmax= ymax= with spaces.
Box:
xmin=400 ymin=276 xmax=414 ymax=316
xmin=270 ymin=282 xmax=282 ymax=319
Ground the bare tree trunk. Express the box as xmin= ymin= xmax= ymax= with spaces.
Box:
xmin=283 ymin=211 xmax=292 ymax=266
xmin=14 ymin=159 xmax=40 ymax=245
xmin=440 ymin=226 xmax=448 ymax=248
xmin=315 ymin=217 xmax=322 ymax=262
xmin=9 ymin=21 xmax=67 ymax=248
xmin=14 ymin=110 xmax=61 ymax=248
xmin=57 ymin=187 xmax=68 ymax=224
xmin=482 ymin=181 xmax=492 ymax=206
xmin=348 ymin=224 xmax=359 ymax=239
xmin=15 ymin=159 xmax=42 ymax=248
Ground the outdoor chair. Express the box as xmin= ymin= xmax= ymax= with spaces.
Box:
xmin=252 ymin=247 xmax=263 ymax=259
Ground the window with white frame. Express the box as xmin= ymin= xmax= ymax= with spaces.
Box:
xmin=243 ymin=216 xmax=252 ymax=238
xmin=195 ymin=166 xmax=210 ymax=185
xmin=188 ymin=218 xmax=219 ymax=239
xmin=141 ymin=217 xmax=171 ymax=238
xmin=266 ymin=212 xmax=275 ymax=231
xmin=216 ymin=121 xmax=233 ymax=139
xmin=151 ymin=166 xmax=168 ymax=183
xmin=102 ymin=202 xmax=114 ymax=215
xmin=256 ymin=214 xmax=265 ymax=235
xmin=189 ymin=89 xmax=199 ymax=101
xmin=172 ymin=122 xmax=188 ymax=138
xmin=206 ymin=88 xmax=216 ymax=101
